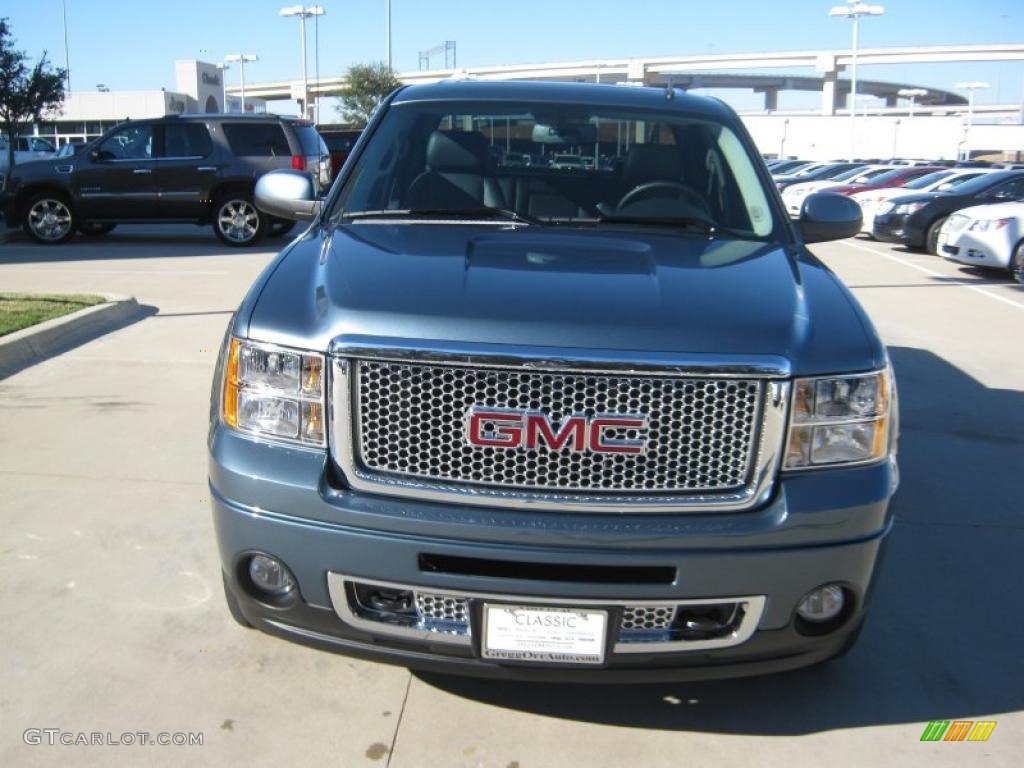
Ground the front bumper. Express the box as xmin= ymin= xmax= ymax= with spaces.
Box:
xmin=872 ymin=213 xmax=925 ymax=247
xmin=210 ymin=427 xmax=896 ymax=680
xmin=940 ymin=231 xmax=1013 ymax=269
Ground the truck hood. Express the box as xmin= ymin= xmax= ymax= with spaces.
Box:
xmin=245 ymin=223 xmax=885 ymax=376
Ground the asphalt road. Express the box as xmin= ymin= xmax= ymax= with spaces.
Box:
xmin=1 ymin=224 xmax=1021 ymax=767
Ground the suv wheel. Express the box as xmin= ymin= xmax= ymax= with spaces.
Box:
xmin=23 ymin=192 xmax=76 ymax=244
xmin=925 ymin=216 xmax=947 ymax=255
xmin=78 ymin=222 xmax=117 ymax=236
xmin=213 ymin=193 xmax=266 ymax=247
xmin=1012 ymin=240 xmax=1024 ymax=284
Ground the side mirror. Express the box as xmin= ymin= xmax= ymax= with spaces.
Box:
xmin=798 ymin=191 xmax=862 ymax=243
xmin=254 ymin=169 xmax=322 ymax=221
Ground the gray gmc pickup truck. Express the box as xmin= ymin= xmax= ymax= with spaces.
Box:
xmin=209 ymin=81 xmax=898 ymax=681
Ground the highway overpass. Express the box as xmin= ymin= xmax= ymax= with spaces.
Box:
xmin=230 ymin=44 xmax=1024 ymax=117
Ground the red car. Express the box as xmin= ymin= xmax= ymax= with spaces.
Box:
xmin=827 ymin=166 xmax=946 ymax=196
xmin=318 ymin=129 xmax=363 ymax=178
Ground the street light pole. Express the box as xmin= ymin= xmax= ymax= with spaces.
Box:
xmin=385 ymin=0 xmax=392 ymax=70
xmin=829 ymin=1 xmax=885 ymax=162
xmin=280 ymin=6 xmax=325 ymax=120
xmin=898 ymin=87 xmax=927 ymax=119
xmin=225 ymin=55 xmax=258 ymax=113
xmin=956 ymin=81 xmax=990 ymax=161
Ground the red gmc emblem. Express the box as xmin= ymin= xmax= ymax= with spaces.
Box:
xmin=465 ymin=407 xmax=648 ymax=455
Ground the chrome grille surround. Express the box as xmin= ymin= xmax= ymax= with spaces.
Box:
xmin=330 ymin=338 xmax=790 ymax=513
xmin=328 ymin=573 xmax=767 ymax=654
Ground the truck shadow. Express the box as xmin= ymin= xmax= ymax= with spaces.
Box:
xmin=416 ymin=346 xmax=1024 ymax=734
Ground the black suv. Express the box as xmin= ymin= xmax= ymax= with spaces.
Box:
xmin=4 ymin=114 xmax=330 ymax=246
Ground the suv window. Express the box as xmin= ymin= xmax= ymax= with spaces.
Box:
xmin=223 ymin=123 xmax=290 ymax=157
xmin=97 ymin=125 xmax=153 ymax=161
xmin=162 ymin=123 xmax=213 ymax=158
xmin=291 ymin=123 xmax=327 ymax=156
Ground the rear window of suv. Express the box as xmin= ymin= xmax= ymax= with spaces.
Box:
xmin=291 ymin=123 xmax=327 ymax=156
xmin=223 ymin=123 xmax=290 ymax=157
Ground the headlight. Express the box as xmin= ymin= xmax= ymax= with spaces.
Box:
xmin=968 ymin=218 xmax=1010 ymax=232
xmin=222 ymin=338 xmax=325 ymax=446
xmin=893 ymin=201 xmax=927 ymax=215
xmin=784 ymin=368 xmax=894 ymax=469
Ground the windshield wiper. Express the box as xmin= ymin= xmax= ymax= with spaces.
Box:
xmin=343 ymin=208 xmax=541 ymax=225
xmin=586 ymin=213 xmax=746 ymax=238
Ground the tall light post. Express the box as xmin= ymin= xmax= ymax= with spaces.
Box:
xmin=385 ymin=0 xmax=392 ymax=70
xmin=829 ymin=1 xmax=885 ymax=161
xmin=956 ymin=81 xmax=989 ymax=161
xmin=224 ymin=55 xmax=258 ymax=113
xmin=897 ymin=87 xmax=927 ymax=118
xmin=280 ymin=6 xmax=325 ymax=120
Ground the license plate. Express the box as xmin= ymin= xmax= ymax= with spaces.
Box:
xmin=482 ymin=604 xmax=608 ymax=665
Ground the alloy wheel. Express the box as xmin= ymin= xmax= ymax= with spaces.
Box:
xmin=28 ymin=198 xmax=73 ymax=242
xmin=217 ymin=199 xmax=260 ymax=244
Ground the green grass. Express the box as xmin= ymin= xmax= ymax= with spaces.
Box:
xmin=0 ymin=293 xmax=106 ymax=337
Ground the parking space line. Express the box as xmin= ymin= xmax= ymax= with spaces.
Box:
xmin=839 ymin=240 xmax=1024 ymax=312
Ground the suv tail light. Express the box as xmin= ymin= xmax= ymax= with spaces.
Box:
xmin=291 ymin=155 xmax=306 ymax=171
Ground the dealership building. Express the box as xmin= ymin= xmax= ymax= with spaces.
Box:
xmin=31 ymin=60 xmax=267 ymax=147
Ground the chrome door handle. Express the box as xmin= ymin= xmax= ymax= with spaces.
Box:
xmin=196 ymin=166 xmax=217 ymax=171
xmin=132 ymin=168 xmax=152 ymax=175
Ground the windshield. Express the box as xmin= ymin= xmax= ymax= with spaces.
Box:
xmin=333 ymin=100 xmax=777 ymax=238
xmin=854 ymin=168 xmax=906 ymax=185
xmin=904 ymin=170 xmax=952 ymax=190
xmin=942 ymin=171 xmax=1016 ymax=195
xmin=830 ymin=166 xmax=876 ymax=182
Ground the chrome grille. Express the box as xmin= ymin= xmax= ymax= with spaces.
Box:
xmin=415 ymin=592 xmax=469 ymax=623
xmin=353 ymin=360 xmax=762 ymax=494
xmin=621 ymin=605 xmax=676 ymax=631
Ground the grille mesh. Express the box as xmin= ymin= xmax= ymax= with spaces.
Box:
xmin=621 ymin=606 xmax=677 ymax=631
xmin=354 ymin=360 xmax=762 ymax=494
xmin=415 ymin=593 xmax=469 ymax=623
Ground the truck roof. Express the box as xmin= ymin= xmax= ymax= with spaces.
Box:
xmin=391 ymin=79 xmax=735 ymax=120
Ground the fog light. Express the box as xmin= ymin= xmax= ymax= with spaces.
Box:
xmin=796 ymin=584 xmax=845 ymax=623
xmin=248 ymin=554 xmax=295 ymax=596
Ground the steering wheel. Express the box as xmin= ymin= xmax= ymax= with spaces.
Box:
xmin=616 ymin=181 xmax=709 ymax=214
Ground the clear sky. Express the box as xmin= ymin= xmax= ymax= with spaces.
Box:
xmin=3 ymin=0 xmax=1023 ymax=113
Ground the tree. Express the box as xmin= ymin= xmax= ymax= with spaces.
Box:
xmin=0 ymin=18 xmax=66 ymax=191
xmin=335 ymin=63 xmax=401 ymax=127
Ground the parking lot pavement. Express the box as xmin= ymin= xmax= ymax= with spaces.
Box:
xmin=1 ymin=227 xmax=1021 ymax=767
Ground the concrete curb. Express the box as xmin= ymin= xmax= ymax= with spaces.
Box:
xmin=0 ymin=294 xmax=143 ymax=380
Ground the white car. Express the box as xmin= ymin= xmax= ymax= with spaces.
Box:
xmin=937 ymin=201 xmax=1024 ymax=282
xmin=851 ymin=169 xmax=995 ymax=235
xmin=0 ymin=135 xmax=56 ymax=172
xmin=781 ymin=166 xmax=894 ymax=217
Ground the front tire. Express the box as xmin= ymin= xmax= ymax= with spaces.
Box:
xmin=23 ymin=192 xmax=76 ymax=244
xmin=78 ymin=222 xmax=117 ymax=236
xmin=925 ymin=216 xmax=948 ymax=256
xmin=1011 ymin=240 xmax=1024 ymax=284
xmin=213 ymin=192 xmax=266 ymax=247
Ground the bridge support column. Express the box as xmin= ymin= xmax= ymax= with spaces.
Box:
xmin=815 ymin=54 xmax=839 ymax=116
xmin=761 ymin=88 xmax=779 ymax=112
